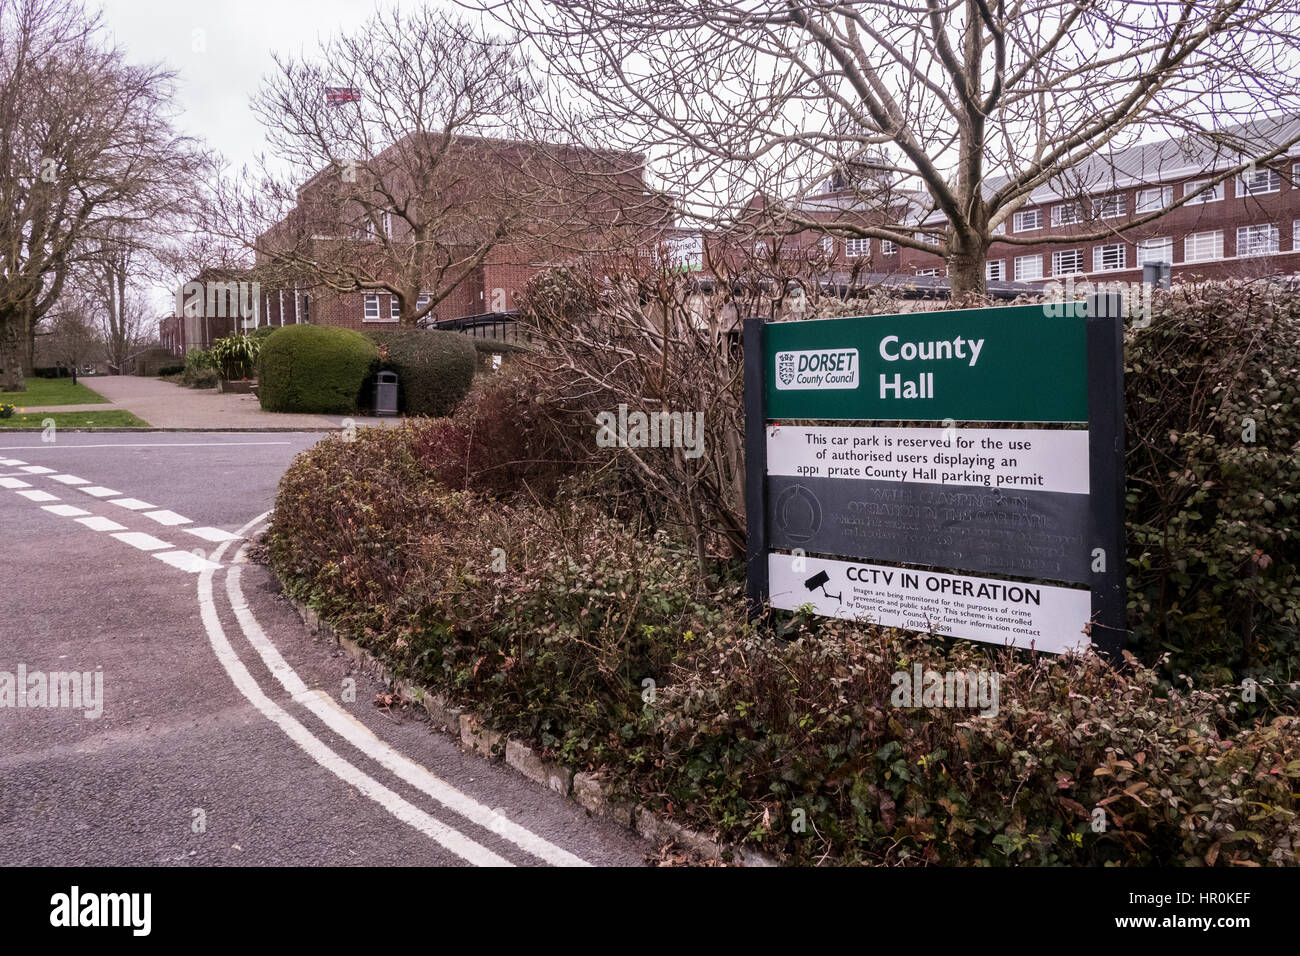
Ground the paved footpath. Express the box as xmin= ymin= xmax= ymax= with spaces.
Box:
xmin=82 ymin=376 xmax=404 ymax=430
xmin=0 ymin=432 xmax=646 ymax=866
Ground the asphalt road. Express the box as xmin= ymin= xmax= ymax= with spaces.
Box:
xmin=0 ymin=432 xmax=647 ymax=867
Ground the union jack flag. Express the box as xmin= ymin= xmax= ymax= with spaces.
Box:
xmin=325 ymin=87 xmax=362 ymax=105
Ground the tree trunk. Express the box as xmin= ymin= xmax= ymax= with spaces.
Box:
xmin=0 ymin=315 xmax=26 ymax=392
xmin=947 ymin=230 xmax=988 ymax=299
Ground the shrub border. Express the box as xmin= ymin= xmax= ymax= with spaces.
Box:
xmin=285 ymin=595 xmax=778 ymax=867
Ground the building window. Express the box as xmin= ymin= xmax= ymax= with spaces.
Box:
xmin=880 ymin=239 xmax=897 ymax=256
xmin=1295 ymin=220 xmax=1300 ymax=251
xmin=381 ymin=211 xmax=393 ymax=238
xmin=416 ymin=293 xmax=431 ymax=312
xmin=1238 ymin=167 xmax=1280 ymax=196
xmin=1092 ymin=194 xmax=1127 ymax=219
xmin=1013 ymin=209 xmax=1041 ymax=232
xmin=1136 ymin=237 xmax=1173 ymax=266
xmin=363 ymin=294 xmax=380 ymax=320
xmin=1093 ymin=243 xmax=1127 ymax=272
xmin=1183 ymin=179 xmax=1223 ymax=204
xmin=300 ymin=295 xmax=309 ymax=323
xmin=1184 ymin=230 xmax=1223 ymax=262
xmin=1014 ymin=254 xmax=1042 ymax=281
xmin=819 ymin=235 xmax=834 ymax=255
xmin=1237 ymin=223 xmax=1279 ymax=257
xmin=914 ymin=268 xmax=939 ymax=277
xmin=1135 ymin=186 xmax=1172 ymax=214
xmin=754 ymin=240 xmax=769 ymax=256
xmin=845 ymin=238 xmax=870 ymax=257
xmin=985 ymin=259 xmax=1004 ymax=281
xmin=1051 ymin=203 xmax=1084 ymax=226
xmin=390 ymin=295 xmax=401 ymax=319
xmin=1052 ymin=249 xmax=1084 ymax=275
xmin=915 ymin=231 xmax=939 ymax=245
xmin=991 ymin=221 xmax=1005 ymax=236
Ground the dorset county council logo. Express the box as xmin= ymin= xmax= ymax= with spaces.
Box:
xmin=773 ymin=348 xmax=859 ymax=390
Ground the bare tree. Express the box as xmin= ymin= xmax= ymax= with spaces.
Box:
xmin=206 ymin=6 xmax=638 ymax=328
xmin=44 ymin=297 xmax=100 ymax=384
xmin=80 ymin=230 xmax=156 ymax=372
xmin=0 ymin=0 xmax=205 ymax=391
xmin=495 ymin=0 xmax=1300 ymax=294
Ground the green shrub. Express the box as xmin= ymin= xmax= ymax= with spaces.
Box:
xmin=157 ymin=365 xmax=184 ymax=377
xmin=258 ymin=324 xmax=378 ymax=414
xmin=366 ymin=328 xmax=476 ymax=417
xmin=210 ymin=333 xmax=259 ymax=380
xmin=0 ymin=403 xmax=13 ymax=419
xmin=266 ymin=421 xmax=1300 ymax=866
xmin=1125 ymin=283 xmax=1300 ymax=685
xmin=249 ymin=324 xmax=280 ymax=345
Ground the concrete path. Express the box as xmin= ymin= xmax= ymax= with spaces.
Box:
xmin=85 ymin=375 xmax=404 ymax=430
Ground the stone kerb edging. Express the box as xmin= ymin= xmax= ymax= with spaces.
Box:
xmin=289 ymin=598 xmax=778 ymax=867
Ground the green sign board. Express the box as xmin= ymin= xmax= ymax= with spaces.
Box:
xmin=764 ymin=303 xmax=1087 ymax=423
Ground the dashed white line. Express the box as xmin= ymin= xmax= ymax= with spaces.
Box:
xmin=0 ymin=477 xmax=31 ymax=489
xmin=143 ymin=509 xmax=192 ymax=526
xmin=16 ymin=489 xmax=59 ymax=502
xmin=78 ymin=486 xmax=121 ymax=498
xmin=185 ymin=527 xmax=243 ymax=543
xmin=48 ymin=474 xmax=89 ymax=485
xmin=109 ymin=498 xmax=156 ymax=510
xmin=42 ymin=504 xmax=90 ymax=517
xmin=154 ymin=550 xmax=222 ymax=573
xmin=0 ymin=458 xmax=26 ymax=466
xmin=76 ymin=516 xmax=127 ymax=532
xmin=19 ymin=465 xmax=55 ymax=474
xmin=111 ymin=531 xmax=174 ymax=552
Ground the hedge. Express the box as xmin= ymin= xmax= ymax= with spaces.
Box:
xmin=257 ymin=324 xmax=378 ymax=414
xmin=366 ymin=328 xmax=476 ymax=417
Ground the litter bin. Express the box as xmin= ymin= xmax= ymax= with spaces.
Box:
xmin=373 ymin=371 xmax=399 ymax=417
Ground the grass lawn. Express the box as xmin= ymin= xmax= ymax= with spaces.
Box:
xmin=0 ymin=410 xmax=148 ymax=428
xmin=0 ymin=377 xmax=108 ymax=406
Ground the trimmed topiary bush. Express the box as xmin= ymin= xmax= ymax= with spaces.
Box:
xmin=258 ymin=324 xmax=378 ymax=414
xmin=366 ymin=328 xmax=476 ymax=417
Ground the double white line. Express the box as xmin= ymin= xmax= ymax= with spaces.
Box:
xmin=198 ymin=511 xmax=590 ymax=868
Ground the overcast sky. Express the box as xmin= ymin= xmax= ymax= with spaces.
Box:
xmin=96 ymin=0 xmax=435 ymax=171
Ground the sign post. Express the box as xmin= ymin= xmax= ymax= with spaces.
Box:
xmin=745 ymin=296 xmax=1126 ymax=656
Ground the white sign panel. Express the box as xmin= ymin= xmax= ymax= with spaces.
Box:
xmin=769 ymin=554 xmax=1092 ymax=654
xmin=767 ymin=425 xmax=1089 ymax=494
xmin=774 ymin=349 xmax=860 ymax=390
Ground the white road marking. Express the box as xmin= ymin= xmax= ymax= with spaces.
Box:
xmin=0 ymin=458 xmax=26 ymax=465
xmin=42 ymin=504 xmax=90 ymax=517
xmin=109 ymin=498 xmax=156 ymax=510
xmin=153 ymin=550 xmax=222 ymax=573
xmin=0 ymin=441 xmax=294 ymax=450
xmin=197 ymin=520 xmax=510 ymax=867
xmin=143 ymin=509 xmax=192 ymax=526
xmin=185 ymin=527 xmax=242 ymax=543
xmin=19 ymin=465 xmax=55 ymax=474
xmin=78 ymin=486 xmax=121 ymax=497
xmin=16 ymin=489 xmax=59 ymax=502
xmin=0 ymin=477 xmax=31 ymax=489
xmin=48 ymin=474 xmax=89 ymax=485
xmin=224 ymin=552 xmax=590 ymax=868
xmin=76 ymin=516 xmax=127 ymax=532
xmin=111 ymin=531 xmax=174 ymax=551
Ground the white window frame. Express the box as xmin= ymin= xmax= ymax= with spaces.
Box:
xmin=1136 ymin=237 xmax=1173 ymax=267
xmin=1092 ymin=194 xmax=1127 ymax=219
xmin=1014 ymin=254 xmax=1042 ymax=281
xmin=363 ymin=293 xmax=380 ymax=320
xmin=914 ymin=268 xmax=939 ymax=277
xmin=1295 ymin=220 xmax=1300 ymax=252
xmin=1183 ymin=230 xmax=1223 ymax=263
xmin=390 ymin=295 xmax=401 ymax=319
xmin=879 ymin=239 xmax=897 ymax=256
xmin=1237 ymin=167 xmax=1280 ymax=196
xmin=1236 ymin=223 xmax=1279 ymax=257
xmin=1052 ymin=249 xmax=1084 ymax=275
xmin=985 ymin=259 xmax=1004 ymax=281
xmin=1135 ymin=186 xmax=1172 ymax=214
xmin=1013 ymin=209 xmax=1041 ymax=232
xmin=845 ymin=237 xmax=870 ymax=258
xmin=991 ymin=221 xmax=1005 ymax=236
xmin=754 ymin=240 xmax=769 ymax=256
xmin=1051 ymin=203 xmax=1084 ymax=227
xmin=915 ymin=231 xmax=939 ymax=246
xmin=416 ymin=293 xmax=431 ymax=313
xmin=1093 ymin=243 xmax=1127 ymax=272
xmin=819 ymin=235 xmax=834 ymax=255
xmin=1183 ymin=179 xmax=1223 ymax=204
